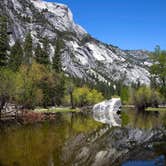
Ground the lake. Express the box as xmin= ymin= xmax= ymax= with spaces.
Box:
xmin=0 ymin=108 xmax=166 ymax=166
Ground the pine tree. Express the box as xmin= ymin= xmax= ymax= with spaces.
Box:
xmin=0 ymin=15 xmax=9 ymax=67
xmin=35 ymin=38 xmax=50 ymax=66
xmin=23 ymin=33 xmax=33 ymax=65
xmin=8 ymin=40 xmax=23 ymax=71
xmin=34 ymin=43 xmax=44 ymax=64
xmin=150 ymin=46 xmax=166 ymax=98
xmin=52 ymin=38 xmax=64 ymax=72
xmin=41 ymin=36 xmax=50 ymax=66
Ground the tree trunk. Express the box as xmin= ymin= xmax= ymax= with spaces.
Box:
xmin=0 ymin=96 xmax=6 ymax=119
xmin=70 ymin=92 xmax=74 ymax=109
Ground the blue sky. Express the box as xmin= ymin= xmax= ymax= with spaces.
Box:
xmin=46 ymin=0 xmax=166 ymax=51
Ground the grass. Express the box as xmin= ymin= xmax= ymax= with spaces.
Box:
xmin=146 ymin=107 xmax=166 ymax=111
xmin=34 ymin=107 xmax=80 ymax=113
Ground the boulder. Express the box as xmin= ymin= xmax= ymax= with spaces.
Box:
xmin=93 ymin=98 xmax=121 ymax=126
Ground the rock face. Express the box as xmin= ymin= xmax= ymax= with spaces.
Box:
xmin=0 ymin=0 xmax=151 ymax=84
xmin=93 ymin=98 xmax=121 ymax=126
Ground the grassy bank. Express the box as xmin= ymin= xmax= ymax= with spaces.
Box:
xmin=145 ymin=107 xmax=166 ymax=111
xmin=34 ymin=107 xmax=80 ymax=113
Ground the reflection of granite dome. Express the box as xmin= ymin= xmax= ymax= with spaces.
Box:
xmin=93 ymin=98 xmax=121 ymax=126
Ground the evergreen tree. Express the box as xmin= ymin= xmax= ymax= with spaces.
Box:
xmin=52 ymin=38 xmax=64 ymax=72
xmin=8 ymin=40 xmax=23 ymax=71
xmin=34 ymin=43 xmax=44 ymax=64
xmin=150 ymin=46 xmax=166 ymax=98
xmin=0 ymin=15 xmax=9 ymax=67
xmin=23 ymin=33 xmax=33 ymax=65
xmin=41 ymin=36 xmax=50 ymax=66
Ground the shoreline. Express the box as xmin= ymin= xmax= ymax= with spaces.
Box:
xmin=0 ymin=107 xmax=92 ymax=127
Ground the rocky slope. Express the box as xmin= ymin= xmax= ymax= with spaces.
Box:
xmin=0 ymin=0 xmax=151 ymax=84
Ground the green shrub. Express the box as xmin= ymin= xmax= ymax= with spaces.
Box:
xmin=130 ymin=86 xmax=162 ymax=111
xmin=65 ymin=86 xmax=104 ymax=107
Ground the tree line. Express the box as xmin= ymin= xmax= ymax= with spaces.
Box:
xmin=0 ymin=15 xmax=104 ymax=114
xmin=0 ymin=14 xmax=165 ymax=114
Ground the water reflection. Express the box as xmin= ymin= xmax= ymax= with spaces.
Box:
xmin=0 ymin=109 xmax=165 ymax=166
xmin=0 ymin=112 xmax=102 ymax=166
xmin=123 ymin=155 xmax=165 ymax=166
xmin=123 ymin=108 xmax=166 ymax=129
xmin=92 ymin=99 xmax=121 ymax=127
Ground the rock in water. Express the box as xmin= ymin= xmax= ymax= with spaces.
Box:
xmin=93 ymin=98 xmax=121 ymax=127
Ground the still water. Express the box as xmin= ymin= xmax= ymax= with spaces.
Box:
xmin=0 ymin=109 xmax=166 ymax=166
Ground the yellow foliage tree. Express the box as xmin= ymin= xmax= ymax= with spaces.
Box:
xmin=15 ymin=61 xmax=48 ymax=108
xmin=72 ymin=87 xmax=104 ymax=107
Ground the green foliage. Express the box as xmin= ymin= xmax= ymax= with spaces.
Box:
xmin=52 ymin=38 xmax=64 ymax=72
xmin=73 ymin=87 xmax=90 ymax=107
xmin=0 ymin=61 xmax=65 ymax=109
xmin=34 ymin=41 xmax=50 ymax=67
xmin=0 ymin=68 xmax=16 ymax=101
xmin=0 ymin=15 xmax=9 ymax=66
xmin=23 ymin=33 xmax=33 ymax=65
xmin=87 ymin=89 xmax=104 ymax=105
xmin=41 ymin=36 xmax=50 ymax=66
xmin=150 ymin=46 xmax=166 ymax=98
xmin=65 ymin=79 xmax=75 ymax=108
xmin=8 ymin=40 xmax=23 ymax=71
xmin=72 ymin=86 xmax=104 ymax=107
xmin=34 ymin=43 xmax=44 ymax=64
xmin=130 ymin=86 xmax=162 ymax=110
xmin=39 ymin=72 xmax=65 ymax=107
xmin=0 ymin=68 xmax=17 ymax=114
xmin=120 ymin=86 xmax=129 ymax=104
xmin=15 ymin=62 xmax=46 ymax=108
xmin=54 ymin=73 xmax=65 ymax=105
xmin=146 ymin=107 xmax=166 ymax=111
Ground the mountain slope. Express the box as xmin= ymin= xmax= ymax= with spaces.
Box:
xmin=0 ymin=0 xmax=151 ymax=84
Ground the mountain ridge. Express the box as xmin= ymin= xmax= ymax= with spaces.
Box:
xmin=0 ymin=0 xmax=151 ymax=85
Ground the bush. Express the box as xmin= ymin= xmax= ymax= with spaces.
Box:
xmin=87 ymin=89 xmax=104 ymax=105
xmin=65 ymin=86 xmax=104 ymax=107
xmin=120 ymin=86 xmax=129 ymax=104
xmin=130 ymin=86 xmax=162 ymax=111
